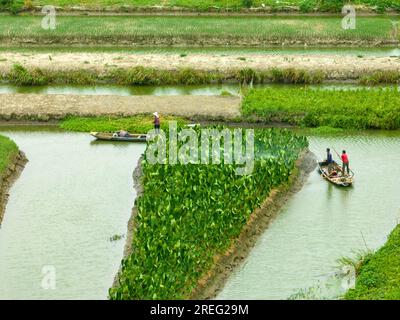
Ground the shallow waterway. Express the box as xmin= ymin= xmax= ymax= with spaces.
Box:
xmin=1 ymin=129 xmax=399 ymax=300
xmin=0 ymin=131 xmax=145 ymax=299
xmin=0 ymin=83 xmax=396 ymax=97
xmin=218 ymin=130 xmax=400 ymax=300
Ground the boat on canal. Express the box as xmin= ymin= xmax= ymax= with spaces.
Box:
xmin=90 ymin=132 xmax=148 ymax=142
xmin=318 ymin=161 xmax=354 ymax=187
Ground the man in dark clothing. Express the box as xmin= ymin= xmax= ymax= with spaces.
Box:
xmin=326 ymin=148 xmax=333 ymax=174
xmin=327 ymin=148 xmax=333 ymax=164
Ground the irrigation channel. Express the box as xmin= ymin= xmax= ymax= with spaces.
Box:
xmin=0 ymin=84 xmax=399 ymax=299
xmin=0 ymin=130 xmax=399 ymax=300
xmin=0 ymin=130 xmax=145 ymax=299
xmin=0 ymin=83 xmax=397 ymax=97
xmin=218 ymin=130 xmax=400 ymax=300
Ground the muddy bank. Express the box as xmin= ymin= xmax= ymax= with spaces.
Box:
xmin=0 ymin=53 xmax=400 ymax=80
xmin=0 ymin=151 xmax=27 ymax=225
xmin=0 ymin=94 xmax=240 ymax=120
xmin=189 ymin=149 xmax=317 ymax=299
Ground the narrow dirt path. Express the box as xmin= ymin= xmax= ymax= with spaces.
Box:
xmin=0 ymin=93 xmax=241 ymax=119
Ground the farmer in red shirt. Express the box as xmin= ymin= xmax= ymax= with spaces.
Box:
xmin=341 ymin=150 xmax=350 ymax=176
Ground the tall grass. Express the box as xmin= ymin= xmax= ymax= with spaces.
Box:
xmin=4 ymin=64 xmax=326 ymax=85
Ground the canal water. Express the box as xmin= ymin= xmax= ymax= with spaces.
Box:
xmin=218 ymin=131 xmax=400 ymax=300
xmin=0 ymin=83 xmax=396 ymax=97
xmin=0 ymin=129 xmax=399 ymax=300
xmin=0 ymin=131 xmax=145 ymax=299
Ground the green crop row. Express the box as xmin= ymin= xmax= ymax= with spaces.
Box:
xmin=4 ymin=64 xmax=326 ymax=86
xmin=59 ymin=115 xmax=189 ymax=133
xmin=109 ymin=127 xmax=308 ymax=299
xmin=242 ymin=87 xmax=400 ymax=129
xmin=345 ymin=224 xmax=400 ymax=300
xmin=0 ymin=15 xmax=396 ymax=45
xmin=8 ymin=64 xmax=400 ymax=87
xmin=0 ymin=134 xmax=18 ymax=177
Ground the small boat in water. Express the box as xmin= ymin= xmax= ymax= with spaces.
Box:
xmin=90 ymin=132 xmax=148 ymax=142
xmin=318 ymin=161 xmax=354 ymax=187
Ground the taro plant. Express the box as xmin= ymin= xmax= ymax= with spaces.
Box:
xmin=110 ymin=127 xmax=308 ymax=299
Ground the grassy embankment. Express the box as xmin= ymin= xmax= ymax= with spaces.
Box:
xmin=60 ymin=114 xmax=189 ymax=132
xmin=108 ymin=127 xmax=308 ymax=299
xmin=0 ymin=135 xmax=18 ymax=177
xmin=3 ymin=64 xmax=326 ymax=86
xmin=4 ymin=63 xmax=400 ymax=86
xmin=345 ymin=224 xmax=400 ymax=300
xmin=15 ymin=0 xmax=400 ymax=13
xmin=0 ymin=15 xmax=397 ymax=46
xmin=242 ymin=87 xmax=400 ymax=129
xmin=13 ymin=86 xmax=400 ymax=132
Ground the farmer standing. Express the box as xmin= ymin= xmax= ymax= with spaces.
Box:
xmin=153 ymin=112 xmax=160 ymax=134
xmin=341 ymin=150 xmax=350 ymax=176
xmin=326 ymin=148 xmax=333 ymax=174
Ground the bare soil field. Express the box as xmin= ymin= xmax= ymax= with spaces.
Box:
xmin=0 ymin=93 xmax=240 ymax=119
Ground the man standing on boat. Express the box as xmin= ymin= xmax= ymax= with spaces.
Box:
xmin=153 ymin=112 xmax=160 ymax=134
xmin=341 ymin=150 xmax=350 ymax=176
xmin=326 ymin=148 xmax=333 ymax=174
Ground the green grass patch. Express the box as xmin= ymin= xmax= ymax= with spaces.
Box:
xmin=307 ymin=126 xmax=346 ymax=135
xmin=345 ymin=224 xmax=400 ymax=300
xmin=59 ymin=115 xmax=189 ymax=133
xmin=242 ymin=87 xmax=400 ymax=129
xmin=0 ymin=134 xmax=19 ymax=176
xmin=0 ymin=15 xmax=397 ymax=46
xmin=109 ymin=127 xmax=308 ymax=299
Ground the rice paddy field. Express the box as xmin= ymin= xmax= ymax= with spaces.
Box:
xmin=242 ymin=87 xmax=400 ymax=129
xmin=26 ymin=0 xmax=400 ymax=12
xmin=0 ymin=15 xmax=398 ymax=46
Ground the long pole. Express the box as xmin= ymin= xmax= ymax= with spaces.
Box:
xmin=333 ymin=148 xmax=354 ymax=177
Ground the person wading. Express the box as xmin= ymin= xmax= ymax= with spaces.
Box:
xmin=341 ymin=150 xmax=350 ymax=176
xmin=153 ymin=112 xmax=160 ymax=134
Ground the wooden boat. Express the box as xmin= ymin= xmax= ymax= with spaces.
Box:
xmin=318 ymin=161 xmax=354 ymax=187
xmin=90 ymin=132 xmax=148 ymax=142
